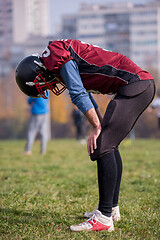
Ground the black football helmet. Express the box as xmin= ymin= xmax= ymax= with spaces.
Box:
xmin=15 ymin=55 xmax=66 ymax=98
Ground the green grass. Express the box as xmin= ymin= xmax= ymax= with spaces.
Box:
xmin=0 ymin=139 xmax=159 ymax=240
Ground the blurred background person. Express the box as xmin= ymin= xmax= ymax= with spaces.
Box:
xmin=25 ymin=91 xmax=50 ymax=155
xmin=72 ymin=106 xmax=87 ymax=144
xmin=148 ymin=88 xmax=160 ymax=130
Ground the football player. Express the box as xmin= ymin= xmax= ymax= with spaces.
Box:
xmin=15 ymin=39 xmax=155 ymax=232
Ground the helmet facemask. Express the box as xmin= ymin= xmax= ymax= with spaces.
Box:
xmin=34 ymin=70 xmax=66 ymax=99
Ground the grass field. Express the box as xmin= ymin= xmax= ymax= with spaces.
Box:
xmin=0 ymin=139 xmax=159 ymax=240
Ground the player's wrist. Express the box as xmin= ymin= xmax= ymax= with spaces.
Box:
xmin=93 ymin=124 xmax=102 ymax=132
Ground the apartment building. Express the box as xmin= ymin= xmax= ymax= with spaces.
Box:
xmin=0 ymin=0 xmax=54 ymax=75
xmin=77 ymin=3 xmax=131 ymax=57
xmin=130 ymin=2 xmax=159 ymax=69
xmin=13 ymin=0 xmax=52 ymax=44
xmin=61 ymin=0 xmax=160 ymax=72
xmin=0 ymin=0 xmax=13 ymax=55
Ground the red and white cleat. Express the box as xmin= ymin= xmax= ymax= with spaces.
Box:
xmin=70 ymin=209 xmax=114 ymax=232
xmin=112 ymin=206 xmax=121 ymax=221
xmin=84 ymin=206 xmax=121 ymax=221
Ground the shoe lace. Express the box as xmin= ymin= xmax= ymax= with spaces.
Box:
xmin=87 ymin=214 xmax=97 ymax=225
xmin=78 ymin=214 xmax=97 ymax=227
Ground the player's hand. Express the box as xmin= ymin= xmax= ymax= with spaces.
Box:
xmin=87 ymin=126 xmax=101 ymax=156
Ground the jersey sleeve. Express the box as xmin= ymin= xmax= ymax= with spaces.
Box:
xmin=60 ymin=60 xmax=95 ymax=114
xmin=42 ymin=40 xmax=73 ymax=72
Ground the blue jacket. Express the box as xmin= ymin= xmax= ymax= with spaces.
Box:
xmin=28 ymin=91 xmax=49 ymax=115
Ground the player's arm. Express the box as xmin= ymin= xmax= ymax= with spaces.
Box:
xmin=60 ymin=60 xmax=95 ymax=114
xmin=95 ymin=107 xmax=103 ymax=124
xmin=85 ymin=108 xmax=102 ymax=155
xmin=88 ymin=93 xmax=103 ymax=124
xmin=60 ymin=60 xmax=101 ymax=155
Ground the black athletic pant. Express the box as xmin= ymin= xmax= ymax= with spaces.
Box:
xmin=97 ymin=148 xmax=122 ymax=217
xmin=90 ymin=80 xmax=155 ymax=217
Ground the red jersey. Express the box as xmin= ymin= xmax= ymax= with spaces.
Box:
xmin=42 ymin=39 xmax=153 ymax=94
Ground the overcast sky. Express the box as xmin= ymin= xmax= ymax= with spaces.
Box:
xmin=52 ymin=0 xmax=152 ymax=33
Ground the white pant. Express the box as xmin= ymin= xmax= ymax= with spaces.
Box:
xmin=25 ymin=113 xmax=49 ymax=154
